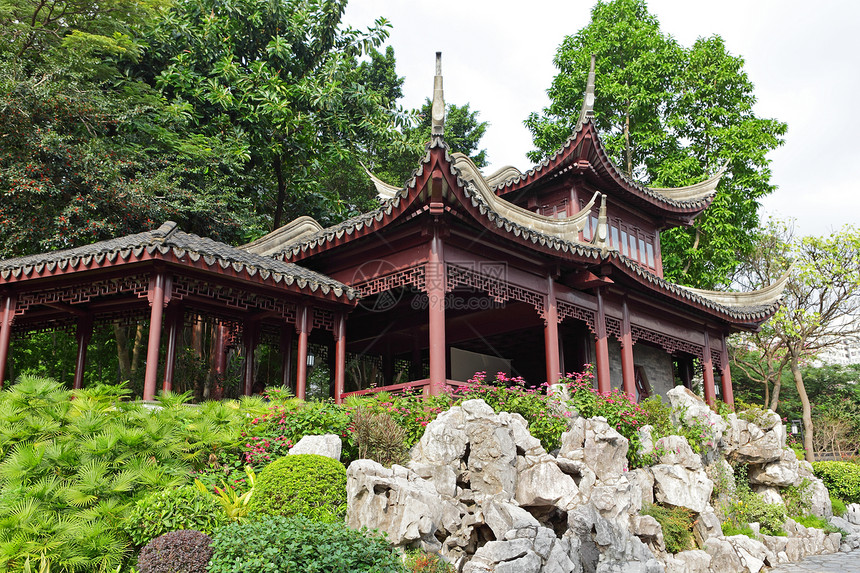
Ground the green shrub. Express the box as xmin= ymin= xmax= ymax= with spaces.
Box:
xmin=722 ymin=465 xmax=786 ymax=536
xmin=721 ymin=522 xmax=757 ymax=539
xmin=351 ymin=407 xmax=409 ymax=467
xmin=812 ymin=461 xmax=860 ymax=504
xmin=793 ymin=514 xmax=845 ymax=535
xmin=125 ymin=486 xmax=229 ymax=547
xmin=137 ymin=529 xmax=212 ymax=573
xmin=639 ymin=395 xmax=714 ymax=456
xmin=831 ymin=496 xmax=847 ymax=518
xmin=640 ymin=504 xmax=694 ymax=553
xmin=345 ymin=392 xmax=451 ymax=450
xmin=782 ymin=478 xmax=813 ymax=517
xmin=247 ymin=454 xmax=347 ymax=522
xmin=241 ymin=400 xmax=352 ymax=467
xmin=208 ymin=515 xmax=403 ymax=573
xmin=404 ymin=549 xmax=454 ymax=573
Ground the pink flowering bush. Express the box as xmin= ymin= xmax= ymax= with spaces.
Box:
xmin=240 ymin=400 xmax=352 ymax=468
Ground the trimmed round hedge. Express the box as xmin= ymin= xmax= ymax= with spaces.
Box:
xmin=137 ymin=530 xmax=212 ymax=573
xmin=207 ymin=515 xmax=402 ymax=573
xmin=247 ymin=454 xmax=347 ymax=522
xmin=812 ymin=461 xmax=860 ymax=504
xmin=125 ymin=485 xmax=228 ymax=546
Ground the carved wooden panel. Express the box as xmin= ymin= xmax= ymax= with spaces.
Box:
xmin=631 ymin=325 xmax=703 ymax=359
xmin=446 ymin=264 xmax=545 ymax=317
xmin=557 ymin=300 xmax=596 ymax=330
xmin=353 ymin=265 xmax=426 ymax=297
xmin=171 ymin=276 xmax=297 ymax=323
xmin=14 ymin=274 xmax=149 ymax=315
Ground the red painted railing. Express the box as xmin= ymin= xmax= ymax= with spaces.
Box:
xmin=340 ymin=378 xmax=469 ymax=400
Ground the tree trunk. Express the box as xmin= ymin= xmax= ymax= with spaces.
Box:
xmin=113 ymin=322 xmax=132 ymax=380
xmin=790 ymin=353 xmax=815 ymax=462
xmin=130 ymin=323 xmax=145 ymax=374
xmin=763 ymin=377 xmax=770 ymax=409
xmin=769 ymin=376 xmax=782 ymax=412
xmin=624 ymin=100 xmax=633 ymax=177
xmin=272 ymin=154 xmax=287 ymax=230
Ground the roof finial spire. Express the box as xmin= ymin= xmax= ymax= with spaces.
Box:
xmin=578 ymin=54 xmax=596 ymax=125
xmin=431 ymin=52 xmax=445 ymax=136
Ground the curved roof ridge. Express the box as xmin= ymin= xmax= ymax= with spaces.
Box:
xmin=485 ymin=165 xmax=524 ymax=188
xmin=611 ymin=254 xmax=785 ymax=321
xmin=450 ymin=152 xmax=597 ymax=244
xmin=242 ymin=216 xmax=324 ymax=256
xmin=647 ymin=163 xmax=728 ymax=202
xmin=676 ymin=270 xmax=791 ymax=310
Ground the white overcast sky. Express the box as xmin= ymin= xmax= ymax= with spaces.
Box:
xmin=343 ymin=0 xmax=860 ymax=237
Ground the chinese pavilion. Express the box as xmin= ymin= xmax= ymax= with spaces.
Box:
xmin=0 ymin=54 xmax=786 ymax=407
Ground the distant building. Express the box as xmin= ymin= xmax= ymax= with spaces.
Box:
xmin=816 ymin=335 xmax=860 ymax=366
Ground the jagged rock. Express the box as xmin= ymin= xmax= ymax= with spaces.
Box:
xmin=637 ymin=425 xmax=654 ymax=458
xmin=582 ymin=417 xmax=629 ymax=481
xmin=410 ymin=406 xmax=468 ymax=468
xmin=589 ymin=476 xmax=642 ymax=526
xmin=847 ymin=503 xmax=860 ymax=525
xmin=346 ymin=460 xmax=464 ymax=549
xmin=748 ymin=448 xmax=800 ymax=487
xmin=484 ymin=499 xmax=540 ymax=540
xmin=559 ymin=417 xmax=587 ymax=461
xmin=651 ymin=464 xmax=714 ymax=513
xmin=753 ymin=485 xmax=785 ymax=507
xmin=664 ymin=550 xmax=710 ymax=573
xmin=410 ymin=463 xmax=458 ymax=498
xmin=723 ymin=413 xmax=784 ymax=464
xmin=630 ymin=515 xmax=665 ymax=553
xmin=628 ymin=469 xmax=654 ymax=506
xmin=665 ymin=387 xmax=725 ymax=449
xmin=516 ymin=457 xmax=579 ymax=511
xmin=289 ymin=433 xmax=342 ymax=460
xmin=727 ymin=534 xmax=775 ymax=572
xmin=556 ymin=457 xmax=597 ymax=502
xmin=569 ymin=503 xmax=663 ymax=573
xmin=797 ymin=460 xmax=833 ymax=517
xmin=655 ymin=435 xmax=702 ymax=470
xmin=703 ymin=537 xmax=743 ymax=573
xmin=693 ymin=507 xmax=722 ymax=544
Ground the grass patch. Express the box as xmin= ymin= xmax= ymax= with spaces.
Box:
xmin=640 ymin=503 xmax=694 ymax=553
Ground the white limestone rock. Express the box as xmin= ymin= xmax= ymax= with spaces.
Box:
xmin=748 ymin=448 xmax=801 ymax=487
xmin=483 ymin=499 xmax=540 ymax=540
xmin=703 ymin=537 xmax=743 ymax=573
xmin=582 ymin=417 xmax=629 ymax=481
xmin=727 ymin=534 xmax=775 ymax=572
xmin=753 ymin=485 xmax=785 ymax=507
xmin=663 ymin=550 xmax=710 ymax=573
xmin=666 ymin=386 xmax=725 ymax=449
xmin=651 ymin=464 xmax=714 ymax=513
xmin=588 ymin=475 xmax=642 ymax=527
xmin=693 ymin=507 xmax=722 ymax=544
xmin=723 ymin=413 xmax=784 ymax=464
xmin=289 ymin=433 xmax=342 ymax=460
xmin=655 ymin=435 xmax=702 ymax=470
xmin=628 ymin=468 xmax=655 ymax=506
xmin=346 ymin=460 xmax=464 ymax=549
xmin=847 ymin=503 xmax=860 ymax=525
xmin=559 ymin=417 xmax=587 ymax=461
xmin=410 ymin=406 xmax=468 ymax=469
xmin=516 ymin=457 xmax=579 ymax=511
xmin=568 ymin=503 xmax=663 ymax=573
xmin=797 ymin=460 xmax=833 ymax=517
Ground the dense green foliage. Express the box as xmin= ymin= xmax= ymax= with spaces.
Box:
xmin=0 ymin=376 xmax=249 ymax=572
xmin=207 ymin=515 xmax=403 ymax=573
xmin=812 ymin=461 xmax=860 ymax=504
xmin=640 ymin=504 xmax=694 ymax=553
xmin=124 ymin=486 xmax=228 ymax=547
xmin=525 ymin=0 xmax=786 ymax=288
xmin=350 ymin=407 xmax=409 ymax=467
xmin=247 ymin=454 xmax=347 ymax=522
xmin=136 ymin=530 xmax=212 ymax=573
xmin=720 ymin=465 xmax=786 ymax=536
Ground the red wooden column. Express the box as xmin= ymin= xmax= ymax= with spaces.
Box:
xmin=544 ymin=276 xmax=561 ymax=384
xmin=0 ymin=294 xmax=17 ymax=388
xmin=719 ymin=332 xmax=734 ymax=408
xmin=427 ymin=230 xmax=447 ymax=396
xmin=143 ymin=273 xmax=167 ymax=401
xmin=280 ymin=324 xmax=293 ymax=390
xmin=334 ymin=313 xmax=346 ymax=404
xmin=162 ymin=304 xmax=183 ymax=393
xmin=702 ymin=330 xmax=717 ymax=408
xmin=295 ymin=306 xmax=309 ymax=400
xmin=620 ymin=300 xmax=636 ymax=399
xmin=242 ymin=321 xmax=259 ymax=396
xmin=73 ymin=315 xmax=93 ymax=390
xmin=594 ymin=288 xmax=611 ymax=394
